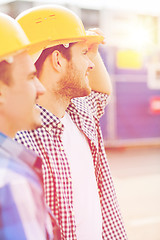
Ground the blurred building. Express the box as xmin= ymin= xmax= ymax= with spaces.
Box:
xmin=1 ymin=0 xmax=160 ymax=147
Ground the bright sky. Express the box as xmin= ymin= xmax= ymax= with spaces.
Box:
xmin=51 ymin=0 xmax=160 ymax=15
xmin=104 ymin=0 xmax=160 ymax=14
xmin=81 ymin=0 xmax=160 ymax=15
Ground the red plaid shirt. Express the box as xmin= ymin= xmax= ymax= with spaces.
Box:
xmin=15 ymin=91 xmax=127 ymax=240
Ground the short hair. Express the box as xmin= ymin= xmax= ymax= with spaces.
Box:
xmin=0 ymin=60 xmax=12 ymax=85
xmin=35 ymin=43 xmax=75 ymax=77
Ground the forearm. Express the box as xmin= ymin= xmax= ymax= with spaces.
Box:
xmin=88 ymin=52 xmax=112 ymax=95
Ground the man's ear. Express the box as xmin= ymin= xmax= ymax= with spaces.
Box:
xmin=50 ymin=50 xmax=65 ymax=72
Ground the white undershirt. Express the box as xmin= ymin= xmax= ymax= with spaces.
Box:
xmin=61 ymin=112 xmax=102 ymax=240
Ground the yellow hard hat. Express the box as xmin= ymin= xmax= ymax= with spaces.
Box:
xmin=16 ymin=5 xmax=104 ymax=53
xmin=0 ymin=12 xmax=48 ymax=61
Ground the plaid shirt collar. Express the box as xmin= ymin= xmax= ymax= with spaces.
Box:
xmin=38 ymin=101 xmax=81 ymax=126
xmin=38 ymin=99 xmax=98 ymax=147
xmin=0 ymin=131 xmax=42 ymax=180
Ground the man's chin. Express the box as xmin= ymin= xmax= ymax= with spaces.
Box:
xmin=81 ymin=86 xmax=91 ymax=97
xmin=75 ymin=86 xmax=91 ymax=98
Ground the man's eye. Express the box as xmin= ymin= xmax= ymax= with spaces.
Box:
xmin=29 ymin=73 xmax=37 ymax=80
xmin=83 ymin=50 xmax=88 ymax=55
xmin=29 ymin=76 xmax=35 ymax=81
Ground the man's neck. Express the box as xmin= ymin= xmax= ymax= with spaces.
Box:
xmin=0 ymin=120 xmax=15 ymax=138
xmin=37 ymin=91 xmax=71 ymax=119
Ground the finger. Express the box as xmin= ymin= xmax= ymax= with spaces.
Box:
xmin=87 ymin=28 xmax=104 ymax=36
xmin=86 ymin=28 xmax=106 ymax=45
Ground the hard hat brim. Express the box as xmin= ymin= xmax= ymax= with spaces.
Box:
xmin=27 ymin=39 xmax=50 ymax=55
xmin=28 ymin=35 xmax=104 ymax=55
xmin=47 ymin=34 xmax=104 ymax=47
xmin=0 ymin=38 xmax=50 ymax=61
